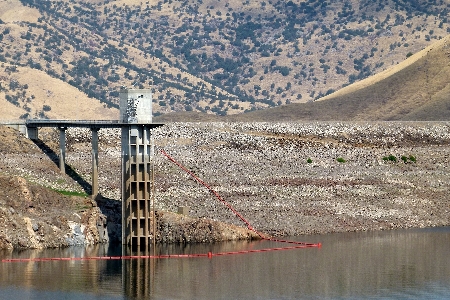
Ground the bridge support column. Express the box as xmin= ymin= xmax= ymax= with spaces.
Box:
xmin=27 ymin=126 xmax=38 ymax=140
xmin=91 ymin=128 xmax=99 ymax=199
xmin=59 ymin=127 xmax=67 ymax=174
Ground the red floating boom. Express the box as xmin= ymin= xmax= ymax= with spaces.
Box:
xmin=160 ymin=149 xmax=321 ymax=248
xmin=1 ymin=150 xmax=321 ymax=264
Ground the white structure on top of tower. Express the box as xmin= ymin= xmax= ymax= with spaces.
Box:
xmin=119 ymin=89 xmax=152 ymax=123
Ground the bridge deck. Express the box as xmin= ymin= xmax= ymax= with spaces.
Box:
xmin=24 ymin=120 xmax=163 ymax=129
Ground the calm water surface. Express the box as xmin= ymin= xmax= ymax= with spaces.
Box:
xmin=1 ymin=227 xmax=449 ymax=299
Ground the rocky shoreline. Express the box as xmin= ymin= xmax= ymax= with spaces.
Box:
xmin=1 ymin=122 xmax=450 ymax=249
xmin=152 ymin=122 xmax=450 ymax=235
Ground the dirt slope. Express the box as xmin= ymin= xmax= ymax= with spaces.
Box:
xmin=0 ymin=126 xmax=258 ymax=249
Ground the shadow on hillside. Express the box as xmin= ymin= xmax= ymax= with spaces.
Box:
xmin=31 ymin=139 xmax=123 ymax=243
xmin=32 ymin=139 xmax=92 ymax=194
xmin=96 ymin=196 xmax=122 ymax=244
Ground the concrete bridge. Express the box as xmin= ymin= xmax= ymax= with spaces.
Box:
xmin=3 ymin=119 xmax=161 ymax=199
xmin=2 ymin=88 xmax=164 ymax=249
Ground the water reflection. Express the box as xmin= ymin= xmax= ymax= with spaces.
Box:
xmin=1 ymin=227 xmax=450 ymax=299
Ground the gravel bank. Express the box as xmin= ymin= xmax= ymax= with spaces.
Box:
xmin=3 ymin=122 xmax=450 ymax=239
xmin=151 ymin=122 xmax=450 ymax=236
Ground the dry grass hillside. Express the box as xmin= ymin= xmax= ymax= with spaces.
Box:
xmin=1 ymin=0 xmax=450 ymax=120
xmin=218 ymin=35 xmax=450 ymax=121
xmin=0 ymin=65 xmax=117 ymax=120
xmin=318 ymin=35 xmax=450 ymax=120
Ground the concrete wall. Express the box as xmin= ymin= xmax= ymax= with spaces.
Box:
xmin=119 ymin=89 xmax=152 ymax=123
xmin=5 ymin=124 xmax=38 ymax=139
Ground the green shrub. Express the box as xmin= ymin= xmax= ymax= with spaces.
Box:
xmin=336 ymin=157 xmax=346 ymax=163
xmin=383 ymin=154 xmax=416 ymax=163
xmin=52 ymin=189 xmax=88 ymax=197
xmin=383 ymin=155 xmax=397 ymax=162
xmin=307 ymin=158 xmax=312 ymax=163
xmin=394 ymin=155 xmax=417 ymax=163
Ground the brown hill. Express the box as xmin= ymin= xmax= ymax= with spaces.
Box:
xmin=154 ymin=35 xmax=450 ymax=122
xmin=0 ymin=66 xmax=118 ymax=120
xmin=312 ymin=35 xmax=450 ymax=121
xmin=1 ymin=0 xmax=450 ymax=119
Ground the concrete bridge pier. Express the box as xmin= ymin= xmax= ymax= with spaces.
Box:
xmin=91 ymin=128 xmax=99 ymax=199
xmin=58 ymin=126 xmax=67 ymax=174
xmin=27 ymin=126 xmax=39 ymax=140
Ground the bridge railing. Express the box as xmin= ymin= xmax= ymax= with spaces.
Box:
xmin=26 ymin=119 xmax=121 ymax=124
xmin=2 ymin=119 xmax=163 ymax=130
xmin=25 ymin=119 xmax=125 ymax=129
xmin=0 ymin=120 xmax=26 ymax=125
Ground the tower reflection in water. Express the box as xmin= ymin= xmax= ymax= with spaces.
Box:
xmin=122 ymin=245 xmax=156 ymax=299
xmin=120 ymin=240 xmax=259 ymax=299
xmin=122 ymin=245 xmax=154 ymax=299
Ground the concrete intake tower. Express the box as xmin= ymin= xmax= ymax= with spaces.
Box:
xmin=120 ymin=89 xmax=156 ymax=249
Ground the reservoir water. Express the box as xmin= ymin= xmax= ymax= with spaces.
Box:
xmin=1 ymin=227 xmax=449 ymax=299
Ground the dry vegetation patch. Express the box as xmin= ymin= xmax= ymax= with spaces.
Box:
xmin=0 ymin=0 xmax=40 ymax=23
